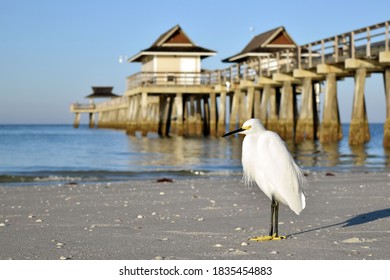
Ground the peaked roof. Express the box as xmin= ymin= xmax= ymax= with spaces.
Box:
xmin=128 ymin=25 xmax=216 ymax=62
xmin=222 ymin=26 xmax=297 ymax=63
xmin=86 ymin=87 xmax=120 ymax=99
xmin=151 ymin=24 xmax=195 ymax=46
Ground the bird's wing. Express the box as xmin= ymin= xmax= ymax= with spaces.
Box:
xmin=255 ymin=131 xmax=306 ymax=214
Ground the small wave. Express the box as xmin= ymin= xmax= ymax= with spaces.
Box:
xmin=32 ymin=175 xmax=99 ymax=183
xmin=0 ymin=174 xmax=36 ymax=183
xmin=0 ymin=169 xmax=242 ymax=186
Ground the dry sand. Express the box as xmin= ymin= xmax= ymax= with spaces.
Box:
xmin=1 ymin=172 xmax=390 ymax=260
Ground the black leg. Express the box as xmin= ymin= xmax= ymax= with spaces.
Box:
xmin=269 ymin=198 xmax=277 ymax=236
xmin=274 ymin=201 xmax=279 ymax=237
xmin=250 ymin=198 xmax=283 ymax=242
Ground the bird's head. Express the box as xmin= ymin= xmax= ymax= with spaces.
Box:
xmin=222 ymin=118 xmax=265 ymax=137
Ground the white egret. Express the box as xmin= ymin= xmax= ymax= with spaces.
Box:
xmin=223 ymin=118 xmax=306 ymax=241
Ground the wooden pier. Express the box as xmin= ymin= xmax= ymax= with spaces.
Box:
xmin=70 ymin=21 xmax=390 ymax=146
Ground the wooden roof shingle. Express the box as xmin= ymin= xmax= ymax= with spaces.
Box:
xmin=128 ymin=25 xmax=216 ymax=62
xmin=86 ymin=87 xmax=120 ymax=99
xmin=222 ymin=26 xmax=297 ymax=63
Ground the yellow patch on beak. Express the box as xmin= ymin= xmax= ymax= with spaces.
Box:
xmin=242 ymin=125 xmax=252 ymax=130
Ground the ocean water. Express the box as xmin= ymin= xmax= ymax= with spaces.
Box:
xmin=0 ymin=124 xmax=389 ymax=185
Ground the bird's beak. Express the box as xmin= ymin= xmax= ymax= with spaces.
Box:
xmin=222 ymin=127 xmax=245 ymax=137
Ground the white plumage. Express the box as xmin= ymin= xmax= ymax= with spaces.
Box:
xmin=223 ymin=118 xmax=306 ymax=240
xmin=241 ymin=119 xmax=306 ymax=214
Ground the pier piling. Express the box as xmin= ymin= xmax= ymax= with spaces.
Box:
xmin=229 ymin=88 xmax=240 ymax=131
xmin=320 ymin=73 xmax=342 ymax=143
xmin=296 ymin=78 xmax=316 ymax=142
xmin=278 ymin=81 xmax=295 ymax=140
xmin=349 ymin=68 xmax=370 ymax=145
xmin=383 ymin=68 xmax=390 ymax=147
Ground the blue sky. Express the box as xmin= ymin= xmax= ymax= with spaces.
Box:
xmin=1 ymin=0 xmax=389 ymax=124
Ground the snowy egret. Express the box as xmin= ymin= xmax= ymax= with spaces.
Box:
xmin=223 ymin=119 xmax=306 ymax=241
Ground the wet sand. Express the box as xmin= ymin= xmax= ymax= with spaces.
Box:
xmin=1 ymin=172 xmax=390 ymax=260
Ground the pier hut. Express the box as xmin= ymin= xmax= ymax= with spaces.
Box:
xmin=86 ymin=86 xmax=119 ymax=100
xmin=222 ymin=26 xmax=297 ymax=64
xmin=125 ymin=25 xmax=216 ymax=136
xmin=221 ymin=26 xmax=308 ymax=140
xmin=70 ymin=86 xmax=120 ymax=128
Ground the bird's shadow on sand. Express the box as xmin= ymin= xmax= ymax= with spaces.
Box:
xmin=342 ymin=208 xmax=390 ymax=227
xmin=288 ymin=208 xmax=390 ymax=238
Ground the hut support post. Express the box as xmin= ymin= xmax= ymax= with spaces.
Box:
xmin=188 ymin=96 xmax=196 ymax=136
xmin=195 ymin=97 xmax=203 ymax=136
xmin=175 ymin=92 xmax=183 ymax=136
xmin=139 ymin=92 xmax=149 ymax=136
xmin=209 ymin=92 xmax=217 ymax=137
xmin=203 ymin=96 xmax=210 ymax=136
xmin=217 ymin=91 xmax=226 ymax=137
xmin=384 ymin=68 xmax=390 ymax=147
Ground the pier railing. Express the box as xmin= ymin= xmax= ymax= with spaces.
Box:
xmin=70 ymin=103 xmax=95 ymax=112
xmin=71 ymin=96 xmax=131 ymax=113
xmin=94 ymin=96 xmax=129 ymax=110
xmin=297 ymin=20 xmax=389 ymax=70
xmin=126 ymin=71 xmax=218 ymax=90
xmin=212 ymin=20 xmax=390 ymax=83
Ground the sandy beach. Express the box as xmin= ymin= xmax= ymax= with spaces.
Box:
xmin=1 ymin=172 xmax=390 ymax=260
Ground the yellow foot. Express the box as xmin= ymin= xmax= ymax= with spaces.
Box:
xmin=249 ymin=233 xmax=286 ymax=242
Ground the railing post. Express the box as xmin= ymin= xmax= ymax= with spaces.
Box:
xmin=267 ymin=55 xmax=271 ymax=76
xmin=385 ymin=21 xmax=389 ymax=52
xmin=298 ymin=46 xmax=302 ymax=69
xmin=243 ymin=62 xmax=247 ymax=80
xmin=258 ymin=57 xmax=262 ymax=77
xmin=309 ymin=43 xmax=313 ymax=67
xmin=286 ymin=50 xmax=290 ymax=72
xmin=334 ymin=36 xmax=339 ymax=63
xmin=230 ymin=66 xmax=233 ymax=84
xmin=366 ymin=27 xmax=371 ymax=58
xmin=320 ymin=41 xmax=324 ymax=64
xmin=350 ymin=31 xmax=355 ymax=59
